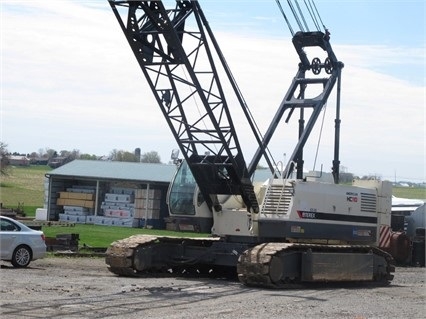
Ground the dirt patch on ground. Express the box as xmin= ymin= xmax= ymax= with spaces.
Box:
xmin=1 ymin=257 xmax=425 ymax=318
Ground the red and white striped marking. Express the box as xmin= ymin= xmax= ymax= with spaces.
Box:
xmin=379 ymin=225 xmax=391 ymax=248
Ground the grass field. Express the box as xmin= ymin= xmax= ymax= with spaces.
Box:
xmin=0 ymin=165 xmax=51 ymax=215
xmin=42 ymin=224 xmax=207 ymax=247
xmin=392 ymin=186 xmax=426 ymax=199
xmin=1 ymin=165 xmax=424 ymax=247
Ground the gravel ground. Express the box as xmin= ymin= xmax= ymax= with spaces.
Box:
xmin=0 ymin=257 xmax=425 ymax=319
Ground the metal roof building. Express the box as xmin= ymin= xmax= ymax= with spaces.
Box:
xmin=45 ymin=160 xmax=178 ymax=228
xmin=47 ymin=160 xmax=176 ymax=183
xmin=44 ymin=160 xmax=279 ymax=229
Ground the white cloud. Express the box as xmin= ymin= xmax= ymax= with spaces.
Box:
xmin=1 ymin=1 xmax=424 ymax=182
xmin=214 ymin=34 xmax=424 ymax=181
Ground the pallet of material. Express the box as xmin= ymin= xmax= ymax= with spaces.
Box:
xmin=92 ymin=216 xmax=139 ymax=227
xmin=135 ymin=189 xmax=161 ymax=199
xmin=93 ymin=216 xmax=113 ymax=226
xmin=59 ymin=192 xmax=94 ymax=200
xmin=104 ymin=193 xmax=134 ymax=203
xmin=110 ymin=187 xmax=135 ymax=195
xmin=59 ymin=213 xmax=87 ymax=224
xmin=86 ymin=215 xmax=96 ymax=224
xmin=63 ymin=206 xmax=91 ymax=215
xmin=103 ymin=209 xmax=133 ymax=218
xmin=134 ymin=208 xmax=160 ymax=219
xmin=111 ymin=217 xmax=139 ymax=227
xmin=57 ymin=198 xmax=94 ymax=209
xmin=134 ymin=198 xmax=161 ymax=209
xmin=101 ymin=202 xmax=135 ymax=209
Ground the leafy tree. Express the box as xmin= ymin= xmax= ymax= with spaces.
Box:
xmin=109 ymin=149 xmax=139 ymax=162
xmin=141 ymin=151 xmax=161 ymax=163
xmin=0 ymin=142 xmax=10 ymax=175
xmin=80 ymin=153 xmax=98 ymax=160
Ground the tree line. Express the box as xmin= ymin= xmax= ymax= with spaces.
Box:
xmin=0 ymin=141 xmax=370 ymax=183
xmin=0 ymin=141 xmax=161 ymax=174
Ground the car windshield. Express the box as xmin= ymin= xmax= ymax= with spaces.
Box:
xmin=0 ymin=219 xmax=21 ymax=231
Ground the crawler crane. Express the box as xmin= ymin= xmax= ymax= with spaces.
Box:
xmin=105 ymin=0 xmax=394 ymax=288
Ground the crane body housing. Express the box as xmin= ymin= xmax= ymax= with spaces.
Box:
xmin=105 ymin=0 xmax=395 ymax=287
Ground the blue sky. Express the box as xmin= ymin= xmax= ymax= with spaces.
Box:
xmin=1 ymin=0 xmax=425 ymax=183
xmin=201 ymin=0 xmax=424 ymax=85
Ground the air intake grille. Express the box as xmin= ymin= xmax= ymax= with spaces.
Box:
xmin=360 ymin=192 xmax=377 ymax=213
xmin=260 ymin=184 xmax=293 ymax=215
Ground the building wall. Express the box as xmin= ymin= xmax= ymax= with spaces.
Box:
xmin=9 ymin=156 xmax=30 ymax=166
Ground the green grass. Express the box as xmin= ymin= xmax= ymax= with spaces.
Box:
xmin=42 ymin=223 xmax=208 ymax=247
xmin=0 ymin=165 xmax=51 ymax=216
xmin=392 ymin=186 xmax=425 ymax=199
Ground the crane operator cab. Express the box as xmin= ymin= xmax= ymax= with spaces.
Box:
xmin=167 ymin=160 xmax=212 ymax=233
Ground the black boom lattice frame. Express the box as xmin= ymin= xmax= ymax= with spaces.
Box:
xmin=108 ymin=1 xmax=260 ymax=212
xmin=109 ymin=0 xmax=344 ymax=212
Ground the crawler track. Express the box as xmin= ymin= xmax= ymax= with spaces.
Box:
xmin=105 ymin=235 xmax=220 ymax=277
xmin=106 ymin=235 xmax=158 ymax=276
xmin=106 ymin=236 xmax=395 ymax=289
xmin=237 ymin=242 xmax=395 ymax=288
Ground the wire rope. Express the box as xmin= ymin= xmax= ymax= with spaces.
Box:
xmin=222 ymin=60 xmax=280 ymax=174
xmin=275 ymin=0 xmax=294 ymax=36
xmin=311 ymin=0 xmax=327 ymax=31
xmin=287 ymin=0 xmax=304 ymax=31
xmin=295 ymin=0 xmax=309 ymax=32
xmin=313 ymin=103 xmax=327 ymax=171
xmin=276 ymin=0 xmax=326 ymax=34
xmin=304 ymin=0 xmax=320 ymax=31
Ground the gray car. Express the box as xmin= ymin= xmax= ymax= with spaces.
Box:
xmin=0 ymin=216 xmax=47 ymax=267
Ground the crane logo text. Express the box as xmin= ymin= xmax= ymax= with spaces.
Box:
xmin=297 ymin=211 xmax=316 ymax=219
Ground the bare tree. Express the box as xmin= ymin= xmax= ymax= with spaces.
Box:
xmin=38 ymin=148 xmax=44 ymax=157
xmin=29 ymin=152 xmax=38 ymax=158
xmin=339 ymin=172 xmax=355 ymax=184
xmin=45 ymin=148 xmax=57 ymax=159
xmin=59 ymin=150 xmax=70 ymax=157
xmin=141 ymin=151 xmax=161 ymax=163
xmin=59 ymin=149 xmax=79 ymax=161
xmin=109 ymin=149 xmax=139 ymax=162
xmin=0 ymin=142 xmax=10 ymax=175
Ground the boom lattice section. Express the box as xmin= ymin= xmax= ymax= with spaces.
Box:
xmin=109 ymin=0 xmax=259 ymax=212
